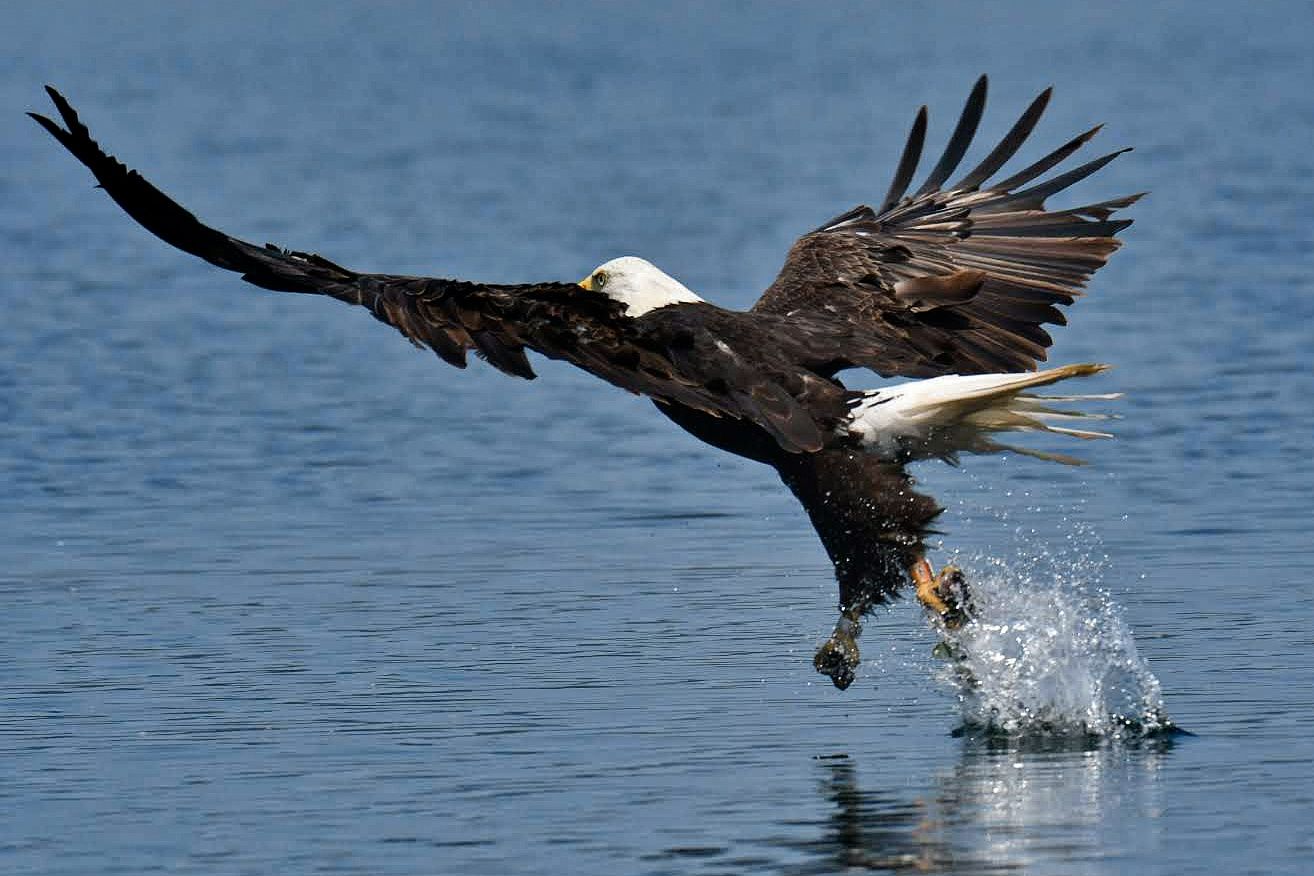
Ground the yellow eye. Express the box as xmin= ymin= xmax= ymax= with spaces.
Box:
xmin=593 ymin=270 xmax=609 ymax=290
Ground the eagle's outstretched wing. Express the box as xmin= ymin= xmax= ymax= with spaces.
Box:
xmin=30 ymin=86 xmax=835 ymax=452
xmin=753 ymin=76 xmax=1141 ymax=377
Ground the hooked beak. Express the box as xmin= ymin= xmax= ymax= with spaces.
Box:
xmin=578 ymin=274 xmax=594 ymax=291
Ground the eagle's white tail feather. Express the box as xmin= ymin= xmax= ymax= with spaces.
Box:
xmin=1019 ymin=392 xmax=1123 ymax=403
xmin=845 ymin=363 xmax=1117 ymax=465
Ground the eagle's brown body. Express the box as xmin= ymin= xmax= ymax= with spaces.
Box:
xmin=30 ymin=77 xmax=1136 ymax=689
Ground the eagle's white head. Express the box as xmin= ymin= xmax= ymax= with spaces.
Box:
xmin=579 ymin=256 xmax=704 ymax=317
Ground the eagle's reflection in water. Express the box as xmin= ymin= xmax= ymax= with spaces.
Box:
xmin=799 ymin=736 xmax=1176 ymax=874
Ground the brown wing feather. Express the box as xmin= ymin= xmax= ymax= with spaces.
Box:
xmin=30 ymin=86 xmax=838 ymax=453
xmin=753 ymin=76 xmax=1140 ymax=377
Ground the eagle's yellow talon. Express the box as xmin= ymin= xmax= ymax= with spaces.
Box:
xmin=935 ymin=565 xmax=971 ymax=629
xmin=912 ymin=559 xmax=972 ymax=628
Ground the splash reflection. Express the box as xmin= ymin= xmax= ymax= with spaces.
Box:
xmin=793 ymin=737 xmax=1175 ymax=875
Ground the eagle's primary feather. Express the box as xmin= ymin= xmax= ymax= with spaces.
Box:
xmin=754 ymin=74 xmax=1140 ymax=377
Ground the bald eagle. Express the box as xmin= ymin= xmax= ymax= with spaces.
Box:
xmin=30 ymin=77 xmax=1135 ymax=690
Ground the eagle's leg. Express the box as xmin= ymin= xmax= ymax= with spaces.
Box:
xmin=812 ymin=600 xmax=869 ymax=691
xmin=772 ymin=450 xmax=947 ymax=691
xmin=911 ymin=558 xmax=971 ymax=629
xmin=813 ymin=556 xmax=972 ymax=688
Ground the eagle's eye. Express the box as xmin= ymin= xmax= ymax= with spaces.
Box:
xmin=593 ymin=270 xmax=609 ymax=290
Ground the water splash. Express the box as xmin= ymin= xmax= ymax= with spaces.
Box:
xmin=932 ymin=552 xmax=1175 ymax=738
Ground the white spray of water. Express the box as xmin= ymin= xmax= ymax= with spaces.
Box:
xmin=932 ymin=551 xmax=1172 ymax=737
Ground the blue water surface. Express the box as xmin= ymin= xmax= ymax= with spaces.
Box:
xmin=4 ymin=2 xmax=1313 ymax=873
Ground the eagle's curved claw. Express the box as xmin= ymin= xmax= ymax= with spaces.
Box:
xmin=912 ymin=559 xmax=973 ymax=629
xmin=935 ymin=565 xmax=972 ymax=629
xmin=814 ymin=616 xmax=862 ymax=690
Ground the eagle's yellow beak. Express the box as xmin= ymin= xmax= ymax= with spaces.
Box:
xmin=578 ymin=274 xmax=594 ymax=291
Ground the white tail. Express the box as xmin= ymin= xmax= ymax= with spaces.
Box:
xmin=845 ymin=363 xmax=1120 ymax=465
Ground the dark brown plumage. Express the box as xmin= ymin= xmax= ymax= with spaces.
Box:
xmin=29 ymin=86 xmax=867 ymax=453
xmin=30 ymin=77 xmax=1135 ymax=689
xmin=755 ymin=75 xmax=1140 ymax=377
